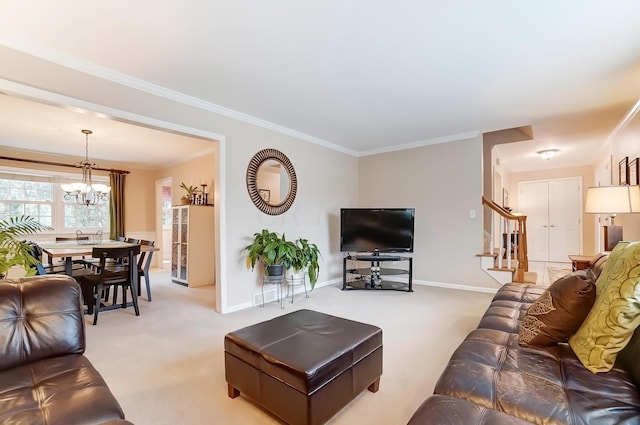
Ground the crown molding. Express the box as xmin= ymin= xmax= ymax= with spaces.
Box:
xmin=0 ymin=36 xmax=358 ymax=156
xmin=1 ymin=36 xmax=486 ymax=159
xmin=357 ymin=131 xmax=481 ymax=157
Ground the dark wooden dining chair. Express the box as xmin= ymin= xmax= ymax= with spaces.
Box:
xmin=25 ymin=242 xmax=69 ymax=275
xmin=106 ymin=240 xmax=155 ymax=301
xmin=138 ymin=240 xmax=155 ymax=301
xmin=75 ymin=245 xmax=141 ymax=325
xmin=82 ymin=236 xmax=130 ymax=272
xmin=25 ymin=242 xmax=51 ymax=276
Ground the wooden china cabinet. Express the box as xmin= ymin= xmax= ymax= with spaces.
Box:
xmin=171 ymin=205 xmax=215 ymax=287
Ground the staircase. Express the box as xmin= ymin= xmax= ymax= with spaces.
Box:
xmin=479 ymin=197 xmax=536 ymax=285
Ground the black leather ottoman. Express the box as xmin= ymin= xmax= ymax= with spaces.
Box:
xmin=224 ymin=309 xmax=383 ymax=425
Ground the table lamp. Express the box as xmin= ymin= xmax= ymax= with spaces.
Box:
xmin=584 ymin=185 xmax=640 ymax=251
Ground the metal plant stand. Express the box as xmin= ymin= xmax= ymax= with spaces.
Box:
xmin=262 ymin=276 xmax=284 ymax=309
xmin=286 ymin=274 xmax=308 ymax=304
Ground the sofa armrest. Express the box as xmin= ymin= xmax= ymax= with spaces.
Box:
xmin=589 ymin=252 xmax=609 ymax=279
xmin=0 ymin=275 xmax=85 ymax=371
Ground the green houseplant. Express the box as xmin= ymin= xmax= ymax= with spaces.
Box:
xmin=179 ymin=182 xmax=200 ymax=205
xmin=292 ymin=238 xmax=321 ymax=289
xmin=0 ymin=215 xmax=51 ymax=278
xmin=244 ymin=229 xmax=298 ymax=280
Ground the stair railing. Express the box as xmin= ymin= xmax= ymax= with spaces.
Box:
xmin=482 ymin=196 xmax=528 ymax=283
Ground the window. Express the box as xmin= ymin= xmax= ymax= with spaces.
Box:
xmin=0 ymin=171 xmax=110 ymax=232
xmin=0 ymin=178 xmax=53 ymax=226
xmin=63 ymin=200 xmax=110 ymax=229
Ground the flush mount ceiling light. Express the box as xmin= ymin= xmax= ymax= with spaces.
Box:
xmin=537 ymin=149 xmax=560 ymax=160
xmin=60 ymin=129 xmax=111 ymax=206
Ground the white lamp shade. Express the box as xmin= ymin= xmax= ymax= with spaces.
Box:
xmin=584 ymin=185 xmax=640 ymax=214
xmin=60 ymin=183 xmax=74 ymax=192
xmin=92 ymin=184 xmax=111 ymax=193
xmin=70 ymin=182 xmax=89 ymax=193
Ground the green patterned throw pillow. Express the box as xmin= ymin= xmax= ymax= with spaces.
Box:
xmin=569 ymin=241 xmax=640 ymax=373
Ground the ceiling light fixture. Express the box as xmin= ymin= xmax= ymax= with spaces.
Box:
xmin=60 ymin=129 xmax=111 ymax=206
xmin=537 ymin=149 xmax=560 ymax=160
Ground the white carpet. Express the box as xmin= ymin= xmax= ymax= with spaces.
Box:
xmin=84 ymin=269 xmax=495 ymax=425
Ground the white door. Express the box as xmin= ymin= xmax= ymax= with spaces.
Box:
xmin=548 ymin=179 xmax=581 ymax=262
xmin=520 ymin=181 xmax=549 ymax=262
xmin=519 ymin=178 xmax=582 ymax=262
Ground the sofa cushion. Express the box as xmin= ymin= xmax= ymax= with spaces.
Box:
xmin=433 ymin=328 xmax=640 ymax=425
xmin=0 ymin=275 xmax=85 ymax=372
xmin=518 ymin=270 xmax=596 ymax=347
xmin=407 ymin=394 xmax=536 ymax=425
xmin=0 ymin=354 xmax=125 ymax=425
xmin=569 ymin=241 xmax=640 ymax=372
xmin=476 ymin=283 xmax=545 ymax=334
xmin=616 ymin=325 xmax=640 ymax=389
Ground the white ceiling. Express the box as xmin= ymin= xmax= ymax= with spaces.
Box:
xmin=0 ymin=1 xmax=639 ymax=170
xmin=0 ymin=94 xmax=217 ymax=169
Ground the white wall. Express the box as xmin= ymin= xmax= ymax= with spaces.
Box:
xmin=0 ymin=45 xmax=508 ymax=305
xmin=609 ymin=104 xmax=640 ymax=241
xmin=358 ymin=137 xmax=497 ymax=289
xmin=0 ymin=46 xmax=359 ymax=312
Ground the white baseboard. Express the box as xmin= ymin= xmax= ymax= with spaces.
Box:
xmin=222 ymin=301 xmax=253 ymax=314
xmin=412 ymin=279 xmax=499 ymax=294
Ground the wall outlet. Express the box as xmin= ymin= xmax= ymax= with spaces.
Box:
xmin=469 ymin=209 xmax=476 ymax=218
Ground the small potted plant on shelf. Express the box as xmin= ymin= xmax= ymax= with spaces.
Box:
xmin=244 ymin=229 xmax=298 ymax=282
xmin=0 ymin=215 xmax=51 ymax=279
xmin=179 ymin=182 xmax=200 ymax=205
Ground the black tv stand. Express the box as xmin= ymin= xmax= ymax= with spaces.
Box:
xmin=354 ymin=254 xmax=402 ymax=262
xmin=342 ymin=254 xmax=413 ymax=292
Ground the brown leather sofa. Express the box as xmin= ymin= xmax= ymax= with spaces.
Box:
xmin=409 ymin=254 xmax=640 ymax=425
xmin=0 ymin=275 xmax=132 ymax=425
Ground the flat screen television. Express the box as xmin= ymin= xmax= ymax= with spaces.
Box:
xmin=340 ymin=208 xmax=415 ymax=253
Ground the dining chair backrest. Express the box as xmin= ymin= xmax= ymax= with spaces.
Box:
xmin=115 ymin=236 xmax=126 ymax=242
xmin=25 ymin=241 xmax=47 ymax=275
xmin=85 ymin=244 xmax=142 ymax=325
xmin=125 ymin=238 xmax=140 ymax=244
xmin=54 ymin=236 xmax=90 ymax=266
xmin=92 ymin=245 xmax=141 ymax=280
xmin=137 ymin=239 xmax=155 ymax=268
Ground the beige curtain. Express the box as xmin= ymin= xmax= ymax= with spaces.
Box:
xmin=109 ymin=172 xmax=126 ymax=239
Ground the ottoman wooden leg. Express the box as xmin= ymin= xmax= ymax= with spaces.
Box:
xmin=228 ymin=383 xmax=240 ymax=398
xmin=368 ymin=378 xmax=380 ymax=393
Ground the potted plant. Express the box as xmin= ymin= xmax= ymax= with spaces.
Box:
xmin=0 ymin=215 xmax=51 ymax=278
xmin=244 ymin=229 xmax=298 ymax=282
xmin=294 ymin=238 xmax=321 ymax=289
xmin=179 ymin=182 xmax=200 ymax=205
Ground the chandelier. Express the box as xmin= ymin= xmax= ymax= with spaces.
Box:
xmin=60 ymin=129 xmax=111 ymax=206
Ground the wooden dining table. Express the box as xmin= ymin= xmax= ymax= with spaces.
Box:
xmin=39 ymin=240 xmax=159 ymax=276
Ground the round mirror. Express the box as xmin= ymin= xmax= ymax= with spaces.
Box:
xmin=246 ymin=148 xmax=297 ymax=215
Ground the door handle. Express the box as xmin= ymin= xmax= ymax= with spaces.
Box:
xmin=549 ymin=224 xmax=556 ymax=228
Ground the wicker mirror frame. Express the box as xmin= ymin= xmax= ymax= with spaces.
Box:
xmin=246 ymin=148 xmax=297 ymax=215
